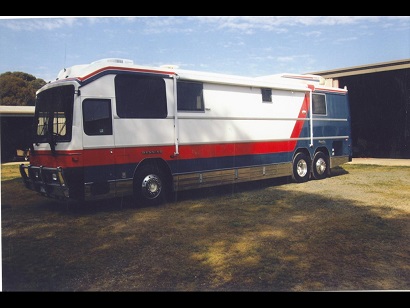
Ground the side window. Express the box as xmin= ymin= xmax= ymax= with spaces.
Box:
xmin=177 ymin=81 xmax=204 ymax=111
xmin=115 ymin=74 xmax=167 ymax=118
xmin=83 ymin=99 xmax=113 ymax=135
xmin=312 ymin=93 xmax=327 ymax=115
xmin=261 ymin=88 xmax=272 ymax=102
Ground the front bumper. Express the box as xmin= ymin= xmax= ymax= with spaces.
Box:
xmin=20 ymin=164 xmax=70 ymax=200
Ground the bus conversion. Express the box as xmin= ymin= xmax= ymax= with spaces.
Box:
xmin=20 ymin=58 xmax=352 ymax=206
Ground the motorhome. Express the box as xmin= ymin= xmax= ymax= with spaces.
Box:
xmin=20 ymin=58 xmax=352 ymax=206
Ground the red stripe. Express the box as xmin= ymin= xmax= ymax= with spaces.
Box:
xmin=29 ymin=150 xmax=83 ymax=168
xmin=30 ymin=140 xmax=304 ymax=168
xmin=291 ymin=93 xmax=310 ymax=139
xmin=78 ymin=66 xmax=175 ymax=82
xmin=314 ymin=87 xmax=347 ymax=94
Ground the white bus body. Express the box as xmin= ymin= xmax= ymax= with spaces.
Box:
xmin=20 ymin=58 xmax=352 ymax=206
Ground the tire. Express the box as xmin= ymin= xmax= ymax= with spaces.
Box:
xmin=133 ymin=163 xmax=168 ymax=207
xmin=312 ymin=151 xmax=329 ymax=180
xmin=292 ymin=152 xmax=311 ymax=183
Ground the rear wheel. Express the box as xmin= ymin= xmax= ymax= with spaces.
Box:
xmin=292 ymin=152 xmax=311 ymax=183
xmin=312 ymin=151 xmax=329 ymax=180
xmin=133 ymin=163 xmax=168 ymax=207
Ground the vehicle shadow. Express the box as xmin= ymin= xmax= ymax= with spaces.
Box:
xmin=8 ymin=166 xmax=349 ymax=215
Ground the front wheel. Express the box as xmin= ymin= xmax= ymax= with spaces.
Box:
xmin=292 ymin=152 xmax=311 ymax=183
xmin=133 ymin=163 xmax=168 ymax=207
xmin=312 ymin=151 xmax=329 ymax=180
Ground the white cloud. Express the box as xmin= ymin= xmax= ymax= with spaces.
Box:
xmin=2 ymin=16 xmax=409 ymax=34
xmin=1 ymin=17 xmax=80 ymax=31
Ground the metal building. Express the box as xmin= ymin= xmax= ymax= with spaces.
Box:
xmin=0 ymin=106 xmax=34 ymax=162
xmin=310 ymin=59 xmax=410 ymax=158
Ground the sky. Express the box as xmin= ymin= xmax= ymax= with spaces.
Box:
xmin=0 ymin=16 xmax=409 ymax=83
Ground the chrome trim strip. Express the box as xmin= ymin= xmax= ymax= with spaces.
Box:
xmin=173 ymin=162 xmax=292 ymax=191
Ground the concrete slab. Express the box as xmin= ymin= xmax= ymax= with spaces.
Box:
xmin=348 ymin=158 xmax=410 ymax=167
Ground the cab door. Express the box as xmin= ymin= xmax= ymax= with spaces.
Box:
xmin=82 ymin=98 xmax=116 ymax=195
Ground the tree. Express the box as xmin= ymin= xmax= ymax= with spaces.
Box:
xmin=0 ymin=71 xmax=46 ymax=106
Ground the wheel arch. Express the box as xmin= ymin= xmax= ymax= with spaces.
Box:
xmin=134 ymin=158 xmax=173 ymax=185
xmin=315 ymin=146 xmax=330 ymax=158
xmin=293 ymin=147 xmax=311 ymax=162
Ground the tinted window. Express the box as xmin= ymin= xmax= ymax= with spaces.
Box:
xmin=177 ymin=81 xmax=204 ymax=111
xmin=83 ymin=99 xmax=113 ymax=135
xmin=115 ymin=74 xmax=167 ymax=118
xmin=261 ymin=88 xmax=272 ymax=102
xmin=312 ymin=93 xmax=327 ymax=115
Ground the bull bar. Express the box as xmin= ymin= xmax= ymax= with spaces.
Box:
xmin=19 ymin=164 xmax=70 ymax=200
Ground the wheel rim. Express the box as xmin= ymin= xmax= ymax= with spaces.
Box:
xmin=141 ymin=174 xmax=162 ymax=199
xmin=297 ymin=160 xmax=308 ymax=177
xmin=315 ymin=158 xmax=327 ymax=175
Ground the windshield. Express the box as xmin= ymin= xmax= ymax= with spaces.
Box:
xmin=33 ymin=85 xmax=75 ymax=144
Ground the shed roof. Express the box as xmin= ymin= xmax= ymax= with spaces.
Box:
xmin=0 ymin=105 xmax=35 ymax=117
xmin=308 ymin=58 xmax=410 ymax=78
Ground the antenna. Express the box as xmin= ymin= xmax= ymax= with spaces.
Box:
xmin=64 ymin=43 xmax=67 ymax=69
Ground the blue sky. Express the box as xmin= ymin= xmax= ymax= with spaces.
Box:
xmin=0 ymin=16 xmax=409 ymax=82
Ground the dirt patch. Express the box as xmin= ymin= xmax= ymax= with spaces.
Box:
xmin=2 ymin=163 xmax=410 ymax=291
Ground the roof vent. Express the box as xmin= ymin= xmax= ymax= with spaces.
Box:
xmin=92 ymin=58 xmax=134 ymax=65
xmin=160 ymin=64 xmax=179 ymax=69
